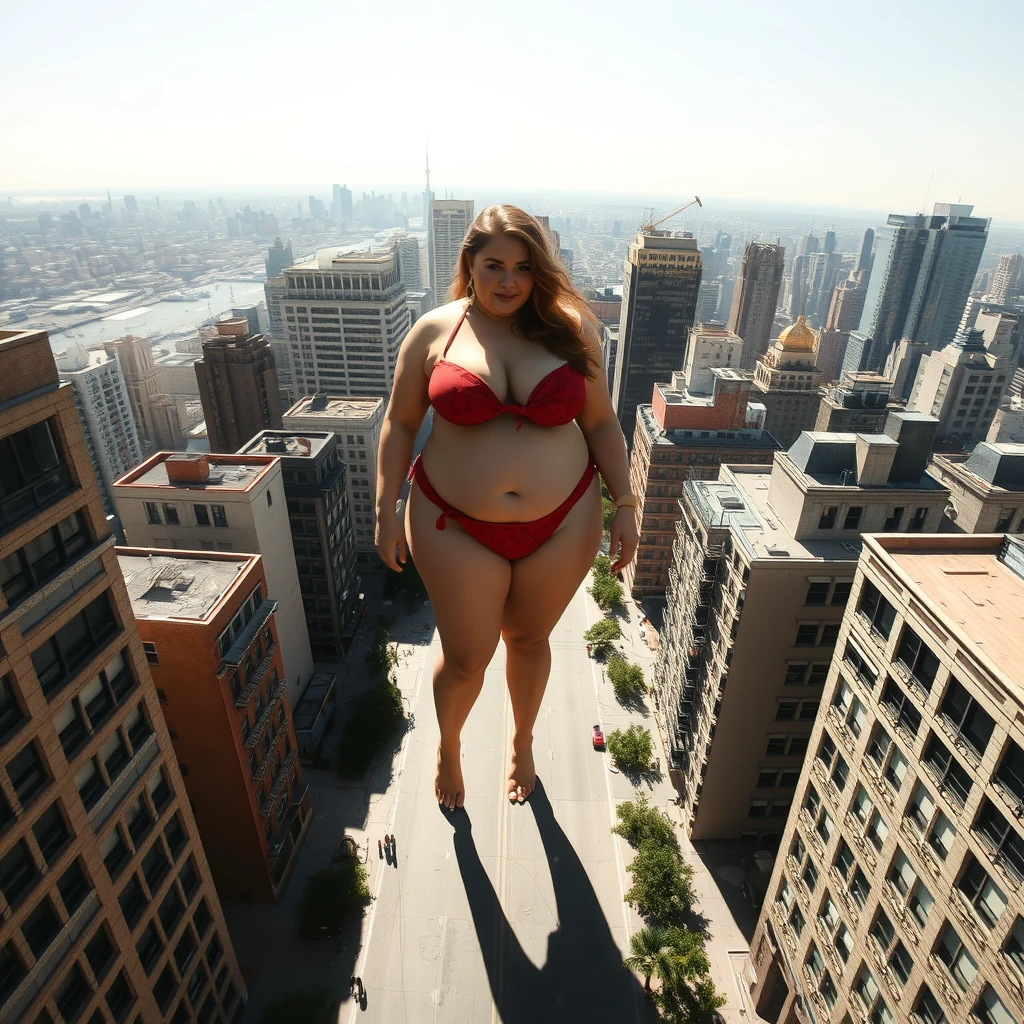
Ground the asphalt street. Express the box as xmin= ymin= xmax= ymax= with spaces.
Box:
xmin=345 ymin=581 xmax=661 ymax=1023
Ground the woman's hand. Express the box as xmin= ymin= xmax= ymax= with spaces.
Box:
xmin=375 ymin=510 xmax=408 ymax=572
xmin=609 ymin=505 xmax=639 ymax=575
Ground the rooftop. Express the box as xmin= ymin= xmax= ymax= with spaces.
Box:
xmin=118 ymin=550 xmax=251 ymax=620
xmin=284 ymin=394 xmax=384 ymax=421
xmin=687 ymin=466 xmax=865 ymax=562
xmin=115 ymin=452 xmax=276 ymax=491
xmin=239 ymin=430 xmax=335 ymax=461
xmin=873 ymin=536 xmax=1024 ymax=700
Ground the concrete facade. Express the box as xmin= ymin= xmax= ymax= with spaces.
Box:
xmin=929 ymin=443 xmax=1024 ymax=534
xmin=728 ymin=242 xmax=785 ymax=369
xmin=752 ymin=317 xmax=825 ymax=449
xmin=112 ymin=453 xmax=313 ymax=708
xmin=747 ymin=534 xmax=1024 ymax=1024
xmin=814 ymin=373 xmax=900 ymax=435
xmin=0 ymin=329 xmax=246 ymax=1024
xmin=682 ymin=322 xmax=744 ymax=396
xmin=118 ymin=550 xmax=311 ymax=903
xmin=429 ymin=199 xmax=474 ymax=302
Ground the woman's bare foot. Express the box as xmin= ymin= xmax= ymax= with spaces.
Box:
xmin=436 ymin=741 xmax=465 ymax=809
xmin=507 ymin=735 xmax=536 ymax=803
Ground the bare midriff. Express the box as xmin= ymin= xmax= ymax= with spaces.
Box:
xmin=418 ymin=309 xmax=592 ymax=522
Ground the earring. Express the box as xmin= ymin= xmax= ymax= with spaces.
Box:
xmin=466 ymin=278 xmax=475 ymax=301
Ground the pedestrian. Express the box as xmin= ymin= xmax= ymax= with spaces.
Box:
xmin=377 ymin=839 xmax=383 ymax=858
xmin=390 ymin=834 xmax=397 ymax=858
xmin=356 ymin=977 xmax=364 ymax=999
xmin=349 ymin=976 xmax=356 ymax=995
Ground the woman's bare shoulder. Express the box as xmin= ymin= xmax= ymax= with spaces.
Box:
xmin=403 ymin=300 xmax=466 ymax=348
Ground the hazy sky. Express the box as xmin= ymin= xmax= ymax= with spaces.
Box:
xmin=5 ymin=0 xmax=1023 ymax=221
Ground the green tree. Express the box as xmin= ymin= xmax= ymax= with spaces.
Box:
xmin=584 ymin=617 xmax=622 ymax=656
xmin=607 ymin=656 xmax=646 ymax=702
xmin=623 ymin=925 xmax=678 ymax=993
xmin=606 ymin=724 xmax=653 ymax=773
xmin=593 ymin=554 xmax=612 ymax=578
xmin=260 ymin=991 xmax=336 ymax=1024
xmin=589 ymin=573 xmax=624 ymax=610
xmin=601 ymin=497 xmax=617 ymax=531
xmin=612 ymin=792 xmax=678 ymax=855
xmin=365 ymin=626 xmax=399 ymax=679
xmin=298 ymin=861 xmax=371 ymax=938
xmin=656 ymin=975 xmax=727 ymax=1024
xmin=624 ymin=843 xmax=695 ymax=923
xmin=338 ymin=674 xmax=405 ymax=779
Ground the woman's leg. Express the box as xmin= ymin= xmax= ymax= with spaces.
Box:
xmin=501 ymin=477 xmax=603 ymax=802
xmin=406 ymin=483 xmax=512 ymax=809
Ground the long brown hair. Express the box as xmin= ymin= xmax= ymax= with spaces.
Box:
xmin=450 ymin=204 xmax=601 ymax=379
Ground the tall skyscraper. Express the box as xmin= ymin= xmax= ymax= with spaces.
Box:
xmin=747 ymin=532 xmax=1024 ymax=1024
xmin=729 ymin=242 xmax=786 ymax=369
xmin=430 ymin=199 xmax=474 ymax=302
xmin=990 ymin=253 xmax=1022 ymax=303
xmin=0 ymin=329 xmax=247 ymax=1022
xmin=612 ymin=231 xmax=703 ymax=443
xmin=265 ymin=238 xmax=293 ymax=280
xmin=845 ymin=203 xmax=990 ymax=375
xmin=423 ymin=150 xmax=435 ymax=293
xmin=102 ymin=336 xmax=161 ymax=449
xmin=113 ymin=452 xmax=314 ymax=708
xmin=194 ymin=319 xmax=283 ymax=453
xmin=56 ymin=342 xmax=143 ymax=514
xmin=277 ymin=248 xmax=410 ymax=399
xmin=855 ymin=226 xmax=875 ymax=274
xmin=391 ymin=232 xmax=422 ymax=289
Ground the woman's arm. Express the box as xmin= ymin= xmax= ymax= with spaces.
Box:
xmin=575 ymin=323 xmax=639 ymax=575
xmin=375 ymin=316 xmax=436 ymax=570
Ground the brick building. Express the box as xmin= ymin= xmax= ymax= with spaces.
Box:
xmin=622 ymin=367 xmax=780 ymax=601
xmin=0 ymin=329 xmax=246 ymax=1023
xmin=118 ymin=550 xmax=310 ymax=902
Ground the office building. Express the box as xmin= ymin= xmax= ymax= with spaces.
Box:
xmin=102 ymin=336 xmax=162 ymax=449
xmin=804 ymin=251 xmax=842 ymax=326
xmin=265 ymin=239 xmax=293 ymax=281
xmin=654 ymin=411 xmax=948 ymax=843
xmin=194 ymin=319 xmax=282 ymax=453
xmin=729 ymin=242 xmax=786 ymax=370
xmin=751 ymin=317 xmax=825 ymax=448
xmin=990 ymin=253 xmax=1022 ymax=304
xmin=55 ymin=343 xmax=143 ymax=515
xmin=282 ymin=395 xmax=384 ymax=567
xmin=814 ymin=373 xmax=899 ymax=435
xmin=747 ymin=532 xmax=1024 ymax=1024
xmin=112 ymin=453 xmax=313 ymax=707
xmin=238 ymin=432 xmax=360 ymax=660
xmin=0 ymin=329 xmax=246 ymax=1023
xmin=331 ymin=184 xmax=352 ymax=223
xmin=815 ymin=274 xmax=870 ymax=382
xmin=907 ymin=327 xmax=1016 ymax=442
xmin=613 ymin=232 xmax=703 ymax=445
xmin=855 ymin=226 xmax=874 ymax=274
xmin=603 ymin=325 xmax=619 ymax=396
xmin=406 ymin=288 xmax=435 ymax=324
xmin=682 ymin=323 xmax=744 ymax=396
xmin=988 ymin=397 xmax=1024 ymax=445
xmin=846 ymin=203 xmax=991 ymax=374
xmin=423 ymin=155 xmax=435 ymax=293
xmin=697 ymin=281 xmax=722 ymax=323
xmin=622 ymin=368 xmax=779 ymax=601
xmin=430 ymin=199 xmax=474 ymax=302
xmin=119 ymin=549 xmax=311 ymax=902
xmin=928 ymin=442 xmax=1024 ymax=533
xmin=277 ymin=248 xmax=411 ymax=399
xmin=391 ymin=232 xmax=422 ymax=289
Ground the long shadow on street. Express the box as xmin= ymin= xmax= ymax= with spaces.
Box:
xmin=448 ymin=780 xmax=657 ymax=1024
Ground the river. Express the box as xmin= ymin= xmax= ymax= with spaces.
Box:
xmin=48 ymin=280 xmax=269 ymax=350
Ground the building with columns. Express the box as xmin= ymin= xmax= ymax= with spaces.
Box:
xmin=751 ymin=317 xmax=824 ymax=448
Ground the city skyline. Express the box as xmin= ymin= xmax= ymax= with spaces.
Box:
xmin=6 ymin=0 xmax=1024 ymax=221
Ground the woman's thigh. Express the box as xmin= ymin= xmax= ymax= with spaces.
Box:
xmin=406 ymin=482 xmax=512 ymax=672
xmin=502 ymin=476 xmax=603 ymax=644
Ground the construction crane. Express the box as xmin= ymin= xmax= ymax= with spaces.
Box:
xmin=639 ymin=196 xmax=703 ymax=234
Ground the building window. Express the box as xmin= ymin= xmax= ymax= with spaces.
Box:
xmin=776 ymin=701 xmax=798 ymax=721
xmin=805 ymin=582 xmax=829 ymax=605
xmin=145 ymin=502 xmax=161 ymax=525
xmin=193 ymin=504 xmax=210 ymax=526
xmin=859 ymin=580 xmax=896 ymax=639
xmin=817 ymin=506 xmax=837 ymax=529
xmin=784 ymin=664 xmax=808 ymax=685
xmin=143 ymin=642 xmax=159 ymax=666
xmin=881 ymin=676 xmax=921 ymax=737
xmin=0 ymin=510 xmax=91 ymax=604
xmin=895 ymin=626 xmax=939 ymax=693
xmin=907 ymin=506 xmax=928 ymax=531
xmin=973 ymin=985 xmax=1013 ymax=1024
xmin=936 ymin=922 xmax=979 ymax=991
xmin=869 ymin=908 xmax=912 ymax=985
xmin=843 ymin=506 xmax=863 ymax=530
xmin=975 ymin=798 xmax=1024 ymax=884
xmin=30 ymin=591 xmax=119 ymax=699
xmin=32 ymin=801 xmax=71 ymax=865
xmin=0 ymin=418 xmax=70 ymax=529
xmin=883 ymin=506 xmax=904 ymax=531
xmin=6 ymin=740 xmax=49 ymax=809
xmin=922 ymin=732 xmax=972 ymax=807
xmin=267 ymin=490 xmax=273 ymax=507
xmin=211 ymin=505 xmax=228 ymax=528
xmin=794 ymin=624 xmax=819 ymax=646
xmin=84 ymin=924 xmax=116 ymax=983
xmin=0 ymin=674 xmax=25 ymax=744
xmin=957 ymin=855 xmax=1007 ymax=930
xmin=995 ymin=507 xmax=1015 ymax=532
xmin=887 ymin=849 xmax=933 ymax=928
xmin=162 ymin=504 xmax=179 ymax=526
xmin=940 ymin=678 xmax=994 ymax=760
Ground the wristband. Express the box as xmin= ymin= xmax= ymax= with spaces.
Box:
xmin=614 ymin=493 xmax=641 ymax=509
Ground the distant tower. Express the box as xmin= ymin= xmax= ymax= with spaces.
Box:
xmin=430 ymin=199 xmax=474 ymax=302
xmin=991 ymin=253 xmax=1022 ymax=303
xmin=424 ymin=146 xmax=436 ymax=293
xmin=855 ymin=227 xmax=875 ymax=274
xmin=728 ymin=242 xmax=785 ymax=368
xmin=612 ymin=231 xmax=703 ymax=444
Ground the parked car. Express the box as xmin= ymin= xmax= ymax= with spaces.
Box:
xmin=592 ymin=725 xmax=605 ymax=750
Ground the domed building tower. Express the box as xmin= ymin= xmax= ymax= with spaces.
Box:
xmin=751 ymin=315 xmax=824 ymax=447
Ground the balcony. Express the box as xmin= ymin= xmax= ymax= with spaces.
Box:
xmin=244 ymin=679 xmax=287 ymax=751
xmin=233 ymin=642 xmax=277 ymax=707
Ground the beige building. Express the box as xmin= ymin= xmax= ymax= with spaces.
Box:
xmin=814 ymin=373 xmax=901 ymax=436
xmin=112 ymin=453 xmax=313 ymax=706
xmin=752 ymin=317 xmax=825 ymax=448
xmin=682 ymin=322 xmax=744 ymax=396
xmin=928 ymin=442 xmax=1024 ymax=533
xmin=0 ymin=329 xmax=246 ymax=1023
xmin=430 ymin=199 xmax=474 ymax=301
xmin=283 ymin=395 xmax=385 ymax=567
xmin=103 ymin=335 xmax=162 ymax=449
xmin=747 ymin=533 xmax=1024 ymax=1024
xmin=653 ymin=412 xmax=950 ymax=843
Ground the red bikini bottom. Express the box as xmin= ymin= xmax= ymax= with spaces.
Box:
xmin=408 ymin=455 xmax=597 ymax=561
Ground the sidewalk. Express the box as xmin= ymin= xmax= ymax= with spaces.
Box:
xmin=225 ymin=594 xmax=436 ymax=1023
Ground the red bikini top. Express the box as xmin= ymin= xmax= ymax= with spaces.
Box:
xmin=428 ymin=308 xmax=586 ymax=430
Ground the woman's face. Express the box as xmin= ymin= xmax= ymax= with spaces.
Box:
xmin=469 ymin=234 xmax=534 ymax=317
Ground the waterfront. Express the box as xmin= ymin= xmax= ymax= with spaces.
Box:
xmin=48 ymin=280 xmax=268 ymax=350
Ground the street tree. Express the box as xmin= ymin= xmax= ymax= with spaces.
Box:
xmin=589 ymin=573 xmax=624 ymax=610
xmin=612 ymin=792 xmax=678 ymax=854
xmin=606 ymin=724 xmax=653 ymax=772
xmin=607 ymin=656 xmax=646 ymax=702
xmin=584 ymin=617 xmax=622 ymax=655
xmin=623 ymin=926 xmax=677 ymax=993
xmin=624 ymin=843 xmax=696 ymax=923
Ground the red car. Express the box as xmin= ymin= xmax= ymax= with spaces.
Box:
xmin=592 ymin=725 xmax=605 ymax=750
